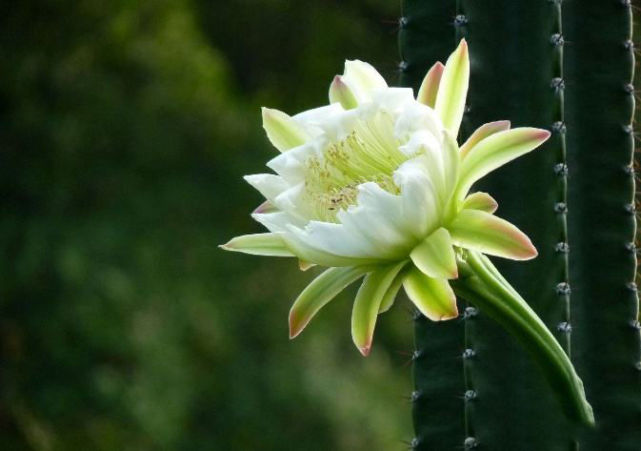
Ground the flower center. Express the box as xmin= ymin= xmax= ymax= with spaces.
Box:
xmin=303 ymin=111 xmax=410 ymax=222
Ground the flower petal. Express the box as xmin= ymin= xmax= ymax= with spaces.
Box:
xmin=341 ymin=60 xmax=388 ymax=103
xmin=460 ymin=120 xmax=511 ymax=158
xmin=456 ymin=127 xmax=551 ymax=201
xmin=441 ymin=130 xmax=460 ymax=195
xmin=244 ymin=174 xmax=289 ymax=203
xmin=392 ymin=158 xmax=441 ymax=238
xmin=220 ymin=233 xmax=295 ymax=257
xmin=262 ymin=107 xmax=310 ymax=152
xmin=403 ymin=266 xmax=458 ymax=321
xmin=434 ymin=39 xmax=469 ymax=137
xmin=410 ymin=228 xmax=457 ymax=279
xmin=449 ymin=209 xmax=538 ymax=260
xmin=378 ymin=268 xmax=406 ymax=313
xmin=462 ymin=192 xmax=498 ymax=214
xmin=289 ymin=266 xmax=371 ymax=338
xmin=329 ymin=75 xmax=358 ymax=109
xmin=351 ymin=261 xmax=407 ymax=356
xmin=417 ymin=62 xmax=444 ymax=108
xmin=253 ymin=200 xmax=278 ymax=214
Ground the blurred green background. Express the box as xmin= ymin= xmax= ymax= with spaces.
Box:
xmin=0 ymin=1 xmax=415 ymax=450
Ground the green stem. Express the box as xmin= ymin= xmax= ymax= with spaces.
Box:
xmin=453 ymin=251 xmax=594 ymax=427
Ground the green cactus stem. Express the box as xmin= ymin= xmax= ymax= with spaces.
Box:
xmin=564 ymin=1 xmax=641 ymax=449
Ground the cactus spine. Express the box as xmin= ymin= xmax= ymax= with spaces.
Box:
xmin=399 ymin=1 xmax=641 ymax=449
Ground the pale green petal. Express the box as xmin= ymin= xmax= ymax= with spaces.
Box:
xmin=351 ymin=261 xmax=406 ymax=355
xmin=434 ymin=39 xmax=469 ymax=137
xmin=456 ymin=127 xmax=551 ymax=201
xmin=403 ymin=266 xmax=458 ymax=321
xmin=441 ymin=130 xmax=460 ymax=195
xmin=378 ymin=268 xmax=405 ymax=313
xmin=460 ymin=120 xmax=511 ymax=158
xmin=410 ymin=228 xmax=457 ymax=279
xmin=417 ymin=61 xmax=444 ymax=108
xmin=449 ymin=209 xmax=538 ymax=260
xmin=262 ymin=107 xmax=310 ymax=152
xmin=462 ymin=192 xmax=498 ymax=214
xmin=342 ymin=60 xmax=388 ymax=102
xmin=329 ymin=75 xmax=358 ymax=109
xmin=220 ymin=233 xmax=295 ymax=257
xmin=289 ymin=266 xmax=371 ymax=338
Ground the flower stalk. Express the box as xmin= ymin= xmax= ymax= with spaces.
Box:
xmin=453 ymin=250 xmax=595 ymax=426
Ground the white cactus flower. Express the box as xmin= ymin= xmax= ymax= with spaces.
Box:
xmin=221 ymin=40 xmax=550 ymax=356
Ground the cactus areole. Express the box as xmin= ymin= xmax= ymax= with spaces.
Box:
xmin=221 ymin=40 xmax=594 ymax=426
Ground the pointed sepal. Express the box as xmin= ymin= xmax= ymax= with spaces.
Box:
xmin=220 ymin=233 xmax=295 ymax=257
xmin=462 ymin=192 xmax=498 ymax=214
xmin=329 ymin=75 xmax=358 ymax=109
xmin=403 ymin=266 xmax=458 ymax=321
xmin=351 ymin=262 xmax=406 ymax=356
xmin=449 ymin=210 xmax=538 ymax=260
xmin=434 ymin=39 xmax=469 ymax=137
xmin=378 ymin=268 xmax=405 ymax=313
xmin=262 ymin=107 xmax=310 ymax=152
xmin=288 ymin=266 xmax=370 ymax=339
xmin=417 ymin=62 xmax=444 ymax=108
xmin=410 ymin=228 xmax=458 ymax=279
xmin=456 ymin=127 xmax=551 ymax=200
xmin=460 ymin=120 xmax=511 ymax=158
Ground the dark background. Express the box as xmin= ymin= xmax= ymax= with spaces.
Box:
xmin=0 ymin=1 xmax=416 ymax=450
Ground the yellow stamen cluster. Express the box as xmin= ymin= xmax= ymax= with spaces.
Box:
xmin=303 ymin=112 xmax=410 ymax=222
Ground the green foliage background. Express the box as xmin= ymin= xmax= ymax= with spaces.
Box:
xmin=0 ymin=1 xmax=413 ymax=450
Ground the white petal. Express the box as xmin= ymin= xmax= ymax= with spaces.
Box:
xmin=243 ymin=174 xmax=289 ymax=203
xmin=252 ymin=211 xmax=305 ymax=232
xmin=282 ymin=225 xmax=379 ymax=267
xmin=394 ymin=101 xmax=444 ymax=144
xmin=266 ymin=141 xmax=318 ymax=183
xmin=370 ymin=87 xmax=415 ymax=113
xmin=342 ymin=60 xmax=388 ymax=103
xmin=293 ymin=220 xmax=386 ymax=259
xmin=392 ymin=157 xmax=440 ymax=238
xmin=398 ymin=133 xmax=445 ymax=202
xmin=293 ymin=103 xmax=345 ymax=136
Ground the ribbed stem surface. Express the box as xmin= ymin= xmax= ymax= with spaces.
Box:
xmin=565 ymin=1 xmax=641 ymax=449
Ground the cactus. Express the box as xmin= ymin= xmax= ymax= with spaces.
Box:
xmin=399 ymin=1 xmax=641 ymax=450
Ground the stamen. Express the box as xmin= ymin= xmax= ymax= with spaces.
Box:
xmin=303 ymin=111 xmax=412 ymax=222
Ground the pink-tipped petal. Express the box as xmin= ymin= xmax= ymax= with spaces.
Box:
xmin=449 ymin=210 xmax=538 ymax=260
xmin=434 ymin=39 xmax=470 ymax=137
xmin=460 ymin=120 xmax=511 ymax=158
xmin=329 ymin=75 xmax=358 ymax=109
xmin=253 ymin=200 xmax=278 ymax=214
xmin=351 ymin=262 xmax=406 ymax=356
xmin=462 ymin=192 xmax=499 ymax=214
xmin=402 ymin=266 xmax=458 ymax=321
xmin=417 ymin=62 xmax=445 ymax=108
xmin=456 ymin=127 xmax=551 ymax=201
xmin=288 ymin=266 xmax=370 ymax=339
xmin=220 ymin=233 xmax=295 ymax=257
xmin=262 ymin=107 xmax=310 ymax=152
